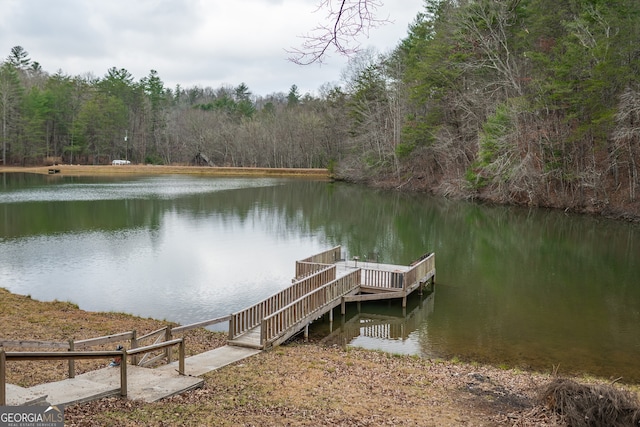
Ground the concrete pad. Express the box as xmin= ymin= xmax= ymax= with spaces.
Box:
xmin=26 ymin=376 xmax=119 ymax=407
xmin=157 ymin=346 xmax=261 ymax=377
xmin=78 ymin=365 xmax=204 ymax=403
xmin=5 ymin=384 xmax=49 ymax=406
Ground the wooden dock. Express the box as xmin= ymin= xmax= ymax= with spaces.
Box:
xmin=1 ymin=246 xmax=435 ymax=406
xmin=227 ymin=246 xmax=435 ymax=350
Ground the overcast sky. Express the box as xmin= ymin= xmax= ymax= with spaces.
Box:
xmin=0 ymin=0 xmax=423 ymax=96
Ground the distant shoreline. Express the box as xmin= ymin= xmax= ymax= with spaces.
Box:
xmin=0 ymin=164 xmax=332 ymax=178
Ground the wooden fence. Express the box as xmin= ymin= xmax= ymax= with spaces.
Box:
xmin=0 ymin=338 xmax=185 ymax=406
xmin=0 ymin=314 xmax=231 ymax=378
xmin=261 ymin=269 xmax=361 ymax=347
xmin=361 ymin=269 xmax=404 ymax=289
xmin=402 ymin=253 xmax=435 ymax=291
xmin=229 ymin=265 xmax=336 ymax=340
xmin=297 ymin=245 xmax=342 ymax=265
xmin=295 ymin=246 xmax=342 ymax=279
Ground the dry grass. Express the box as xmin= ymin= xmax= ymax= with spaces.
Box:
xmin=540 ymin=378 xmax=640 ymax=426
xmin=2 ymin=290 xmax=639 ymax=426
xmin=0 ymin=288 xmax=224 ymax=387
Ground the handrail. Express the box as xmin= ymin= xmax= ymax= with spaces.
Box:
xmin=136 ymin=327 xmax=168 ymax=342
xmin=402 ymin=253 xmax=435 ymax=291
xmin=0 ymin=338 xmax=186 ymax=406
xmin=297 ymin=245 xmax=342 ymax=264
xmin=261 ymin=269 xmax=361 ymax=347
xmin=171 ymin=315 xmax=231 ymax=334
xmin=229 ymin=264 xmax=336 ymax=340
xmin=295 ymin=261 xmax=332 ymax=280
xmin=0 ymin=340 xmax=70 ymax=349
xmin=74 ymin=331 xmax=136 ymax=349
xmin=361 ymin=268 xmax=404 ymax=289
xmin=0 ymin=347 xmax=127 ymax=406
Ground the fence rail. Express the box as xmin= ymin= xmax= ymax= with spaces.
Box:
xmin=0 ymin=339 xmax=185 ymax=406
xmin=229 ymin=264 xmax=336 ymax=340
xmin=295 ymin=246 xmax=342 ymax=279
xmin=298 ymin=245 xmax=342 ymax=265
xmin=0 ymin=340 xmax=70 ymax=349
xmin=361 ymin=269 xmax=404 ymax=289
xmin=171 ymin=315 xmax=230 ymax=334
xmin=403 ymin=253 xmax=435 ymax=291
xmin=261 ymin=270 xmax=361 ymax=347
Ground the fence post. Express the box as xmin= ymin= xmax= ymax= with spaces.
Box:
xmin=178 ymin=339 xmax=185 ymax=376
xmin=165 ymin=326 xmax=172 ymax=364
xmin=68 ymin=339 xmax=75 ymax=378
xmin=0 ymin=348 xmax=6 ymax=406
xmin=130 ymin=330 xmax=138 ymax=366
xmin=228 ymin=315 xmax=235 ymax=340
xmin=120 ymin=349 xmax=128 ymax=397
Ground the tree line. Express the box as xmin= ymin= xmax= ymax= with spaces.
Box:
xmin=1 ymin=0 xmax=640 ymax=218
xmin=0 ymin=46 xmax=347 ymax=170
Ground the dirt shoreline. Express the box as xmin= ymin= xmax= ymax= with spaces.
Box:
xmin=2 ymin=289 xmax=639 ymax=426
xmin=0 ymin=164 xmax=331 ymax=178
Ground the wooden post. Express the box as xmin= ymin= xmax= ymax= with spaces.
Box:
xmin=120 ymin=349 xmax=128 ymax=397
xmin=228 ymin=316 xmax=235 ymax=340
xmin=0 ymin=348 xmax=6 ymax=406
xmin=165 ymin=326 xmax=172 ymax=364
xmin=130 ymin=330 xmax=138 ymax=366
xmin=341 ymin=297 xmax=346 ymax=315
xmin=304 ymin=324 xmax=309 ymax=342
xmin=68 ymin=339 xmax=75 ymax=378
xmin=178 ymin=339 xmax=185 ymax=376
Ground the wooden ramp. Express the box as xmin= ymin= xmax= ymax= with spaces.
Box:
xmin=228 ymin=247 xmax=436 ymax=350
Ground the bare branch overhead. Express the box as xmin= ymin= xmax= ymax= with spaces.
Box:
xmin=287 ymin=0 xmax=390 ymax=65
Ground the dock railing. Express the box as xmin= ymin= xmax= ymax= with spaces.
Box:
xmin=229 ymin=264 xmax=337 ymax=340
xmin=261 ymin=269 xmax=361 ymax=347
xmin=402 ymin=253 xmax=435 ymax=292
xmin=361 ymin=269 xmax=404 ymax=289
xmin=297 ymin=245 xmax=342 ymax=265
xmin=295 ymin=246 xmax=342 ymax=279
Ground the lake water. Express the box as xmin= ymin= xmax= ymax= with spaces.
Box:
xmin=1 ymin=172 xmax=639 ymax=382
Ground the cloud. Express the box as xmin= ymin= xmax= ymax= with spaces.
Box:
xmin=0 ymin=0 xmax=423 ymax=95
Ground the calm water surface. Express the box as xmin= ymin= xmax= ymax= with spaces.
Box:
xmin=1 ymin=173 xmax=639 ymax=382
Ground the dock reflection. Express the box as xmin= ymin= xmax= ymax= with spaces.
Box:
xmin=314 ymin=285 xmax=435 ymax=347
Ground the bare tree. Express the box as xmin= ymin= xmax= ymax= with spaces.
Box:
xmin=288 ymin=0 xmax=389 ymax=65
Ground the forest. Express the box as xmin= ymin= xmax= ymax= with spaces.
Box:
xmin=1 ymin=0 xmax=639 ymax=219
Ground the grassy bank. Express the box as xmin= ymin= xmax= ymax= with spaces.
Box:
xmin=5 ymin=289 xmax=640 ymax=426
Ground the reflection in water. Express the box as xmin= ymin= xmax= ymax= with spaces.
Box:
xmin=1 ymin=173 xmax=640 ymax=382
xmin=316 ymin=286 xmax=435 ymax=356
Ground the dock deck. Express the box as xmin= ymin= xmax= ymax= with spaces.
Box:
xmin=228 ymin=246 xmax=435 ymax=350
